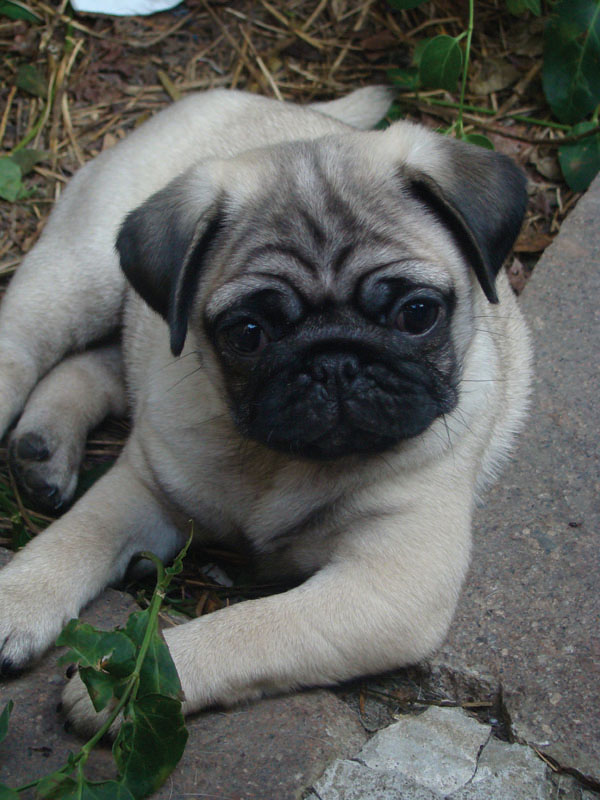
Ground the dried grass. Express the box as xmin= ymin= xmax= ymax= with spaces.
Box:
xmin=0 ymin=0 xmax=578 ymax=600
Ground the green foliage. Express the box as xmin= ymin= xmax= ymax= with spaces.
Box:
xmin=0 ymin=160 xmax=22 ymax=203
xmin=0 ymin=150 xmax=46 ymax=203
xmin=386 ymin=0 xmax=600 ymax=189
xmin=542 ymin=0 xmax=600 ymax=189
xmin=0 ymin=538 xmax=192 ymax=799
xmin=0 ymin=1 xmax=41 ymax=22
xmin=0 ymin=472 xmax=45 ymax=547
xmin=419 ymin=35 xmax=463 ymax=92
xmin=543 ymin=0 xmax=600 ymax=124
xmin=16 ymin=64 xmax=47 ymax=99
xmin=558 ymin=121 xmax=600 ymax=191
xmin=114 ymin=695 xmax=188 ymax=798
xmin=506 ymin=0 xmax=541 ymax=15
xmin=462 ymin=132 xmax=494 ymax=150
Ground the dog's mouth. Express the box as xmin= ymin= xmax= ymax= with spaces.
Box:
xmin=237 ymin=352 xmax=456 ymax=460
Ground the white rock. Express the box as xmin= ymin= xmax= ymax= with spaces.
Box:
xmin=357 ymin=707 xmax=491 ymax=796
xmin=312 ymin=758 xmax=440 ymax=800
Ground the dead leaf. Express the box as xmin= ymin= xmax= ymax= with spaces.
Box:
xmin=515 ymin=230 xmax=554 ymax=253
xmin=470 ymin=57 xmax=520 ymax=96
xmin=101 ymin=133 xmax=118 ymax=151
xmin=360 ymin=30 xmax=398 ymax=52
xmin=510 ymin=20 xmax=544 ymax=57
xmin=529 ymin=150 xmax=562 ymax=181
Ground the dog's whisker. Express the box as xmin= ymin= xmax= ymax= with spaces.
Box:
xmin=165 ymin=365 xmax=207 ymax=393
xmin=154 ymin=350 xmax=204 ymax=374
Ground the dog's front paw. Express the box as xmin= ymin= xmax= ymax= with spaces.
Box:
xmin=62 ymin=670 xmax=121 ymax=740
xmin=0 ymin=574 xmax=72 ymax=675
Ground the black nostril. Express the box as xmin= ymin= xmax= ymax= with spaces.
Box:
xmin=311 ymin=353 xmax=360 ymax=387
xmin=341 ymin=358 xmax=359 ymax=382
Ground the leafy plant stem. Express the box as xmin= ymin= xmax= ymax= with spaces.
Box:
xmin=10 ymin=72 xmax=57 ymax=155
xmin=14 ymin=550 xmax=175 ymax=794
xmin=456 ymin=0 xmax=474 ymax=137
xmin=409 ymin=96 xmax=573 ymax=129
xmin=72 ymin=554 xmax=168 ymax=756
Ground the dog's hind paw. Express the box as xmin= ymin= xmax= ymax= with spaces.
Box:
xmin=9 ymin=428 xmax=80 ymax=513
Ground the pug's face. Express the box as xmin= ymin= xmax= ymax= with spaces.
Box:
xmin=118 ymin=128 xmax=526 ymax=460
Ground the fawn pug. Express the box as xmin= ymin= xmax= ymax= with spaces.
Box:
xmin=0 ymin=87 xmax=531 ymax=734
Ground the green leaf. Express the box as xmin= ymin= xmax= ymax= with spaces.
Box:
xmin=123 ymin=612 xmax=182 ymax=700
xmin=0 ymin=1 xmax=41 ymax=22
xmin=78 ymin=666 xmax=127 ymax=713
xmin=0 ymin=701 xmax=13 ymax=744
xmin=412 ymin=37 xmax=433 ymax=68
xmin=114 ymin=695 xmax=188 ymax=799
xmin=0 ymin=158 xmax=22 ymax=203
xmin=56 ymin=620 xmax=136 ymax=678
xmin=558 ymin=121 xmax=600 ymax=190
xmin=10 ymin=148 xmax=47 ymax=176
xmin=16 ymin=63 xmax=47 ymax=98
xmin=386 ymin=67 xmax=419 ymax=90
xmin=36 ymin=773 xmax=78 ymax=799
xmin=419 ymin=35 xmax=463 ymax=92
xmin=462 ymin=133 xmax=495 ymax=150
xmin=164 ymin=535 xmax=192 ymax=581
xmin=0 ymin=786 xmax=20 ymax=799
xmin=10 ymin=513 xmax=33 ymax=549
xmin=543 ymin=0 xmax=600 ymax=124
xmin=506 ymin=0 xmax=541 ymax=15
xmin=36 ymin=774 xmax=137 ymax=800
xmin=77 ymin=781 xmax=136 ymax=800
xmin=387 ymin=0 xmax=427 ymax=8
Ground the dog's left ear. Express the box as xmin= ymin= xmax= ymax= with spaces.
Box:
xmin=117 ymin=171 xmax=224 ymax=356
xmin=404 ymin=137 xmax=527 ymax=303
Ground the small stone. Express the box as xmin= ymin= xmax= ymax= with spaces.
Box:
xmin=451 ymin=737 xmax=551 ymax=799
xmin=356 ymin=707 xmax=491 ymax=796
xmin=313 ymin=758 xmax=440 ymax=800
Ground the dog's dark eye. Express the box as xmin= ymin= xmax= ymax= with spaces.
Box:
xmin=396 ymin=299 xmax=440 ymax=335
xmin=224 ymin=320 xmax=269 ymax=355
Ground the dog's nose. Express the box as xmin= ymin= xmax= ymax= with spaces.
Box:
xmin=311 ymin=353 xmax=360 ymax=388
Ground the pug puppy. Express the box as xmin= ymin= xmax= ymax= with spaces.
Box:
xmin=0 ymin=87 xmax=531 ymax=735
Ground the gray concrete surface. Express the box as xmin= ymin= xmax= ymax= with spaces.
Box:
xmin=424 ymin=172 xmax=600 ymax=784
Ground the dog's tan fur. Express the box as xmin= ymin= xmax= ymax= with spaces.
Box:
xmin=0 ymin=88 xmax=531 ymax=735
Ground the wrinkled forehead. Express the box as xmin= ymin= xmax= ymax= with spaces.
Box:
xmin=204 ymin=139 xmax=459 ymax=315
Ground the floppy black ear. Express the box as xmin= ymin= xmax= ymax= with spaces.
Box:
xmin=117 ymin=176 xmax=223 ymax=356
xmin=406 ymin=141 xmax=527 ymax=303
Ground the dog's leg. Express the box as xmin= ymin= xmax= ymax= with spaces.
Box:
xmin=0 ymin=236 xmax=126 ymax=438
xmin=0 ymin=450 xmax=185 ymax=675
xmin=7 ymin=344 xmax=126 ymax=512
xmin=63 ymin=496 xmax=472 ymax=735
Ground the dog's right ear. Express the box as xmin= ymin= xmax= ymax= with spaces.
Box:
xmin=117 ymin=171 xmax=224 ymax=356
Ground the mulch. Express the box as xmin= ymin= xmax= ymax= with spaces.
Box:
xmin=0 ymin=0 xmax=581 ymax=603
